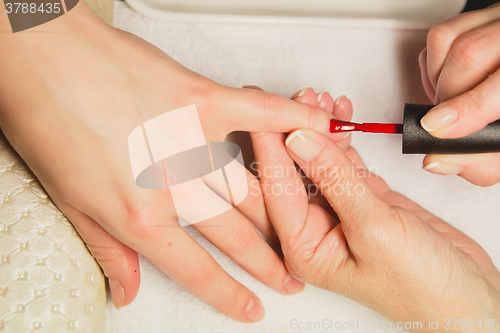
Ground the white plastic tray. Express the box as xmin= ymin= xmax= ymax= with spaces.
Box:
xmin=124 ymin=0 xmax=467 ymax=30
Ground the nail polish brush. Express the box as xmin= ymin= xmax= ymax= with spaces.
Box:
xmin=329 ymin=104 xmax=500 ymax=154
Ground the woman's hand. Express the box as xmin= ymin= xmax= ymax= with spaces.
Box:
xmin=251 ymin=99 xmax=500 ymax=328
xmin=418 ymin=3 xmax=500 ymax=186
xmin=0 ymin=1 xmax=342 ymax=321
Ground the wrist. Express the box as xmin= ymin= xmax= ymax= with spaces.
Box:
xmin=0 ymin=0 xmax=115 ymax=119
xmin=0 ymin=0 xmax=111 ymax=54
xmin=439 ymin=288 xmax=500 ymax=333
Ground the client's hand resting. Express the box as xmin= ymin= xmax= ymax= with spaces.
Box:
xmin=251 ymin=94 xmax=500 ymax=330
xmin=0 ymin=0 xmax=340 ymax=321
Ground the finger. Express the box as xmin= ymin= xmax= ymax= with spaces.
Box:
xmin=238 ymin=85 xmax=286 ymax=244
xmin=221 ymin=87 xmax=334 ymax=137
xmin=194 ymin=207 xmax=305 ymax=295
xmin=170 ymin=165 xmax=290 ymax=290
xmin=332 ymin=95 xmax=353 ymax=121
xmin=291 ymin=92 xmax=355 ymax=212
xmin=423 ymin=153 xmax=500 ymax=186
xmin=419 ymin=47 xmax=436 ymax=102
xmin=331 ymin=95 xmax=353 ymax=152
xmin=50 ymin=194 xmax=140 ymax=308
xmin=436 ymin=20 xmax=500 ymax=103
xmin=290 ymin=87 xmax=316 ymax=101
xmin=114 ymin=190 xmax=267 ymax=322
xmin=237 ymin=169 xmax=278 ymax=243
xmin=284 ymin=129 xmax=391 ymax=248
xmin=426 ymin=7 xmax=500 ymax=92
xmin=420 ymin=69 xmax=500 ymax=138
xmin=206 ymin=138 xmax=277 ymax=244
xmin=250 ymin=131 xmax=309 ymax=242
xmin=290 ymin=88 xmax=334 ymax=113
xmin=318 ymin=91 xmax=334 ymax=111
xmin=86 ymin=180 xmax=268 ymax=322
xmin=289 ymin=88 xmax=340 ymax=213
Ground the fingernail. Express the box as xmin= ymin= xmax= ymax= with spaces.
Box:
xmin=285 ymin=130 xmax=323 ymax=162
xmin=317 ymin=91 xmax=329 ymax=103
xmin=299 ymin=87 xmax=313 ymax=97
xmin=244 ymin=296 xmax=265 ymax=322
xmin=423 ymin=161 xmax=463 ymax=175
xmin=334 ymin=95 xmax=346 ymax=107
xmin=283 ymin=274 xmax=305 ymax=294
xmin=434 ymin=94 xmax=442 ymax=105
xmin=291 ymin=87 xmax=314 ymax=99
xmin=242 ymin=85 xmax=259 ymax=89
xmin=420 ymin=106 xmax=457 ymax=132
xmin=109 ymin=279 xmax=125 ymax=309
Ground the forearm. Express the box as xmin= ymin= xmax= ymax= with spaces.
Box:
xmin=0 ymin=0 xmax=113 ymax=121
xmin=0 ymin=0 xmax=110 ymax=67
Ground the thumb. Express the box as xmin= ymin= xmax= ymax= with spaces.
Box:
xmin=420 ymin=70 xmax=500 ymax=138
xmin=50 ymin=195 xmax=140 ymax=308
xmin=284 ymin=129 xmax=390 ymax=242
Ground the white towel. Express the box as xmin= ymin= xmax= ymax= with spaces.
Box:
xmin=108 ymin=2 xmax=500 ymax=332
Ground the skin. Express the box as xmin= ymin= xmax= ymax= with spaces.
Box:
xmin=419 ymin=2 xmax=500 ymax=186
xmin=251 ymin=89 xmax=500 ymax=331
xmin=1 ymin=0 xmax=498 ymax=325
xmin=0 ymin=0 xmax=355 ymax=322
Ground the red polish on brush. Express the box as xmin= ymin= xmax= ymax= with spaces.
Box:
xmin=329 ymin=104 xmax=500 ymax=154
xmin=330 ymin=120 xmax=403 ymax=134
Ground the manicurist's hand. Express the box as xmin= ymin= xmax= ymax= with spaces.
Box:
xmin=419 ymin=3 xmax=500 ymax=186
xmin=251 ymin=120 xmax=500 ymax=328
xmin=0 ymin=1 xmax=343 ymax=321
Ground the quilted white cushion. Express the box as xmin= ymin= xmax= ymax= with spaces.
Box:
xmin=0 ymin=132 xmax=106 ymax=333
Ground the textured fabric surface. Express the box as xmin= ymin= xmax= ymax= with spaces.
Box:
xmin=111 ymin=2 xmax=500 ymax=332
xmin=0 ymin=132 xmax=106 ymax=333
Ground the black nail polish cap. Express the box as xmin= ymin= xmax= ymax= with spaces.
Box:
xmin=402 ymin=104 xmax=500 ymax=154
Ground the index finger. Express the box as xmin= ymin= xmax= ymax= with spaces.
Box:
xmin=426 ymin=7 xmax=500 ymax=96
xmin=222 ymin=87 xmax=333 ymax=136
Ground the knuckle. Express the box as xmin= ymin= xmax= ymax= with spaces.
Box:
xmin=286 ymin=237 xmax=315 ymax=266
xmin=119 ymin=192 xmax=178 ymax=240
xmin=311 ymin=156 xmax=349 ymax=193
xmin=451 ymin=33 xmax=488 ymax=71
xmin=427 ymin=22 xmax=455 ymax=53
xmin=237 ymin=181 xmax=262 ymax=211
xmin=283 ymin=243 xmax=325 ymax=286
xmin=464 ymin=89 xmax=489 ymax=121
xmin=260 ymin=93 xmax=285 ymax=122
xmin=486 ymin=154 xmax=500 ymax=186
xmin=225 ymin=286 xmax=246 ymax=310
xmin=447 ymin=89 xmax=486 ymax=121
xmin=225 ymin=225 xmax=258 ymax=255
xmin=187 ymin=262 xmax=218 ymax=291
xmin=87 ymin=243 xmax=126 ymax=265
xmin=469 ymin=153 xmax=500 ymax=187
xmin=120 ymin=201 xmax=156 ymax=241
xmin=305 ymin=104 xmax=319 ymax=130
xmin=263 ymin=257 xmax=282 ymax=282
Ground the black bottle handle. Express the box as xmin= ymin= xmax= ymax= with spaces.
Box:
xmin=402 ymin=104 xmax=500 ymax=154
